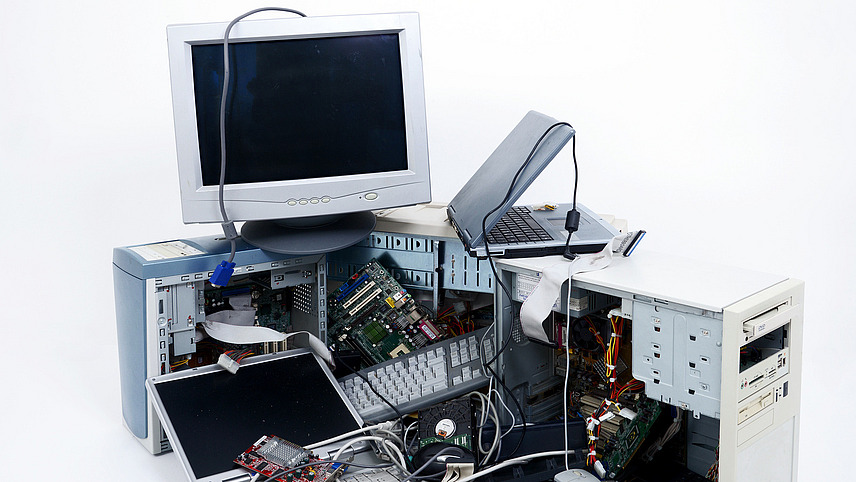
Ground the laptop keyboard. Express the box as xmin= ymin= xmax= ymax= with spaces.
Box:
xmin=485 ymin=206 xmax=555 ymax=244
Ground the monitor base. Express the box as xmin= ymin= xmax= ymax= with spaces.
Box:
xmin=241 ymin=211 xmax=376 ymax=255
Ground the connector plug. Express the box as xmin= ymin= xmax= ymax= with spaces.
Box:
xmin=593 ymin=460 xmax=606 ymax=479
xmin=210 ymin=261 xmax=236 ymax=287
xmin=618 ymin=407 xmax=637 ymax=420
xmin=217 ymin=353 xmax=240 ymax=374
xmin=376 ymin=420 xmax=398 ymax=432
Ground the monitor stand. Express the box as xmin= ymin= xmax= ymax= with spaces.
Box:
xmin=241 ymin=211 xmax=376 ymax=255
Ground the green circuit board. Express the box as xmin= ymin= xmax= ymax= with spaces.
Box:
xmin=204 ymin=278 xmax=292 ymax=332
xmin=327 ymin=260 xmax=437 ymax=366
xmin=604 ymin=397 xmax=662 ymax=477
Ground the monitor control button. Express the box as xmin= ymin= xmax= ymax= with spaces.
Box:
xmin=321 ymin=196 xmax=331 ymax=203
xmin=365 ymin=192 xmax=378 ymax=200
xmin=310 ymin=198 xmax=320 ymax=204
xmin=287 ymin=199 xmax=297 ymax=206
xmin=299 ymin=199 xmax=309 ymax=205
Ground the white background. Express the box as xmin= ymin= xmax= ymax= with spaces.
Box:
xmin=1 ymin=0 xmax=853 ymax=480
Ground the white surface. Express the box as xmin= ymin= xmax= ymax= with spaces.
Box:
xmin=736 ymin=417 xmax=796 ymax=482
xmin=2 ymin=1 xmax=854 ymax=480
xmin=575 ymin=249 xmax=788 ymax=312
xmin=501 ymin=250 xmax=788 ymax=311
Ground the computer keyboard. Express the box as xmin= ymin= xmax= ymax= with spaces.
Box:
xmin=338 ymin=327 xmax=495 ymax=422
xmin=486 ymin=206 xmax=555 ymax=244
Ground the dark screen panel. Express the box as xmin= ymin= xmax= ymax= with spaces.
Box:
xmin=154 ymin=352 xmax=361 ymax=479
xmin=191 ymin=34 xmax=408 ymax=186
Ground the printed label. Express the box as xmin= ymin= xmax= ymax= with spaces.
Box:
xmin=129 ymin=241 xmax=204 ymax=261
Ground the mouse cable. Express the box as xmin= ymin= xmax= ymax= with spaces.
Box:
xmin=563 ymin=293 xmax=573 ymax=471
xmin=456 ymin=450 xmax=573 ymax=482
xmin=211 ymin=6 xmax=308 ymax=287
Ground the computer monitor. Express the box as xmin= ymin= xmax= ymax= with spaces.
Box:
xmin=167 ymin=13 xmax=431 ymax=253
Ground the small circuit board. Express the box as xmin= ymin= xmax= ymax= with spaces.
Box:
xmin=327 ymin=260 xmax=438 ymax=366
xmin=603 ymin=397 xmax=662 ymax=478
xmin=234 ymin=435 xmax=331 ymax=482
xmin=205 ymin=279 xmax=293 ymax=332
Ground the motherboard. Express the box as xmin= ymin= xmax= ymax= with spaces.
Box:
xmin=327 ymin=260 xmax=441 ymax=366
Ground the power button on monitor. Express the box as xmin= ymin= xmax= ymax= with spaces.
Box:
xmin=365 ymin=192 xmax=378 ymax=200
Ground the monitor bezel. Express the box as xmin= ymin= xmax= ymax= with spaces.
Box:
xmin=167 ymin=13 xmax=431 ymax=224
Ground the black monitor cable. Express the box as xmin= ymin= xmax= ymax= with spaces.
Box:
xmin=479 ymin=121 xmax=578 ymax=458
xmin=210 ymin=7 xmax=308 ymax=287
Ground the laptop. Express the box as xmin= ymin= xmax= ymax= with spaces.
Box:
xmin=146 ymin=349 xmax=365 ymax=482
xmin=447 ymin=111 xmax=620 ymax=258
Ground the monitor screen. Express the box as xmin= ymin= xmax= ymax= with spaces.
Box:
xmin=191 ymin=34 xmax=408 ymax=186
xmin=168 ymin=13 xmax=431 ymax=226
xmin=149 ymin=351 xmax=363 ymax=480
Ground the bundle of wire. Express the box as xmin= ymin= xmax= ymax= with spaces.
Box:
xmin=706 ymin=445 xmax=719 ymax=481
xmin=246 ymin=417 xmax=570 ymax=482
xmin=435 ymin=303 xmax=477 ymax=337
xmin=582 ymin=315 xmax=646 ymax=475
xmin=224 ymin=348 xmax=254 ymax=363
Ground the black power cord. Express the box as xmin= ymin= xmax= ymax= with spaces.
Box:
xmin=480 ymin=121 xmax=580 ymax=458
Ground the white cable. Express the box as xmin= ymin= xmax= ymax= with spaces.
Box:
xmin=330 ymin=435 xmax=406 ymax=470
xmin=563 ymin=284 xmax=573 ymax=471
xmin=403 ymin=420 xmax=418 ymax=449
xmin=496 ymin=397 xmax=516 ymax=438
xmin=470 ymin=391 xmax=501 ymax=462
xmin=455 ymin=450 xmax=570 ymax=482
xmin=472 ymin=391 xmax=489 ymax=455
xmin=377 ymin=438 xmax=408 ymax=473
xmin=479 ymin=323 xmax=515 ymax=461
xmin=305 ymin=422 xmax=390 ymax=450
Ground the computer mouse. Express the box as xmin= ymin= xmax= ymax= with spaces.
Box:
xmin=412 ymin=442 xmax=476 ymax=475
xmin=553 ymin=468 xmax=600 ymax=482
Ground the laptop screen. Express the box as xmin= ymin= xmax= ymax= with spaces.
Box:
xmin=151 ymin=351 xmax=361 ymax=479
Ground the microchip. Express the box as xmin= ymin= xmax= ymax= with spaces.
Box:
xmin=393 ymin=315 xmax=409 ymax=329
xmin=364 ymin=322 xmax=388 ymax=344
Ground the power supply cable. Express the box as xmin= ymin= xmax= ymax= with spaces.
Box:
xmin=210 ymin=6 xmax=308 ymax=287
